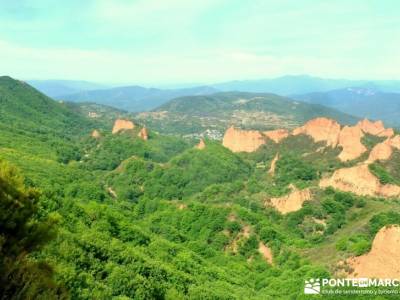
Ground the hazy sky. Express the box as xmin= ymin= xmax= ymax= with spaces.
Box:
xmin=0 ymin=0 xmax=399 ymax=84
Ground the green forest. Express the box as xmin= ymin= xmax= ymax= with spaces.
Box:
xmin=2 ymin=76 xmax=400 ymax=299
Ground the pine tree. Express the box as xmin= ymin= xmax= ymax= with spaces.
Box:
xmin=0 ymin=160 xmax=66 ymax=299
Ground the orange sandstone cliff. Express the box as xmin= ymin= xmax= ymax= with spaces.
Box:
xmin=222 ymin=126 xmax=266 ymax=152
xmin=258 ymin=242 xmax=273 ymax=264
xmin=267 ymin=186 xmax=312 ymax=214
xmin=263 ymin=129 xmax=289 ymax=143
xmin=319 ymin=164 xmax=400 ymax=197
xmin=367 ymin=139 xmax=393 ymax=163
xmin=337 ymin=125 xmax=367 ymax=161
xmin=389 ymin=135 xmax=400 ymax=149
xmin=112 ymin=119 xmax=135 ymax=134
xmin=195 ymin=138 xmax=206 ymax=150
xmin=138 ymin=127 xmax=149 ymax=140
xmin=292 ymin=118 xmax=395 ymax=162
xmin=91 ymin=129 xmax=101 ymax=139
xmin=292 ymin=117 xmax=341 ymax=147
xmin=222 ymin=118 xmax=396 ymax=164
xmin=346 ymin=226 xmax=400 ymax=279
xmin=222 ymin=127 xmax=288 ymax=153
xmin=357 ymin=119 xmax=394 ymax=138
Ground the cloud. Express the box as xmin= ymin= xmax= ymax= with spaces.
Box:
xmin=1 ymin=38 xmax=399 ymax=84
xmin=0 ymin=1 xmax=399 ymax=82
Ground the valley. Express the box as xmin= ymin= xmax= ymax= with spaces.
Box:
xmin=2 ymin=76 xmax=400 ymax=299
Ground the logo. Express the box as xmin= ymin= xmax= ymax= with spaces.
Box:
xmin=304 ymin=278 xmax=400 ymax=295
xmin=304 ymin=278 xmax=321 ymax=294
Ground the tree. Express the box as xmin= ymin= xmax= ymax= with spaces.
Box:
xmin=0 ymin=160 xmax=65 ymax=299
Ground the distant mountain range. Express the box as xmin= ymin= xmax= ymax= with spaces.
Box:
xmin=294 ymin=87 xmax=400 ymax=127
xmin=60 ymin=85 xmax=219 ymax=112
xmin=212 ymin=75 xmax=400 ymax=95
xmin=27 ymin=76 xmax=400 ymax=125
xmin=28 ymin=79 xmax=107 ymax=98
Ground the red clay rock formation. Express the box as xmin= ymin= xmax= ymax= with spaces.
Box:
xmin=268 ymin=186 xmax=311 ymax=214
xmin=346 ymin=225 xmax=400 ymax=279
xmin=292 ymin=117 xmax=341 ymax=147
xmin=389 ymin=135 xmax=400 ymax=150
xmin=222 ymin=126 xmax=266 ymax=152
xmin=292 ymin=118 xmax=394 ymax=161
xmin=138 ymin=127 xmax=149 ymax=140
xmin=91 ymin=129 xmax=101 ymax=139
xmin=222 ymin=118 xmax=394 ymax=162
xmin=367 ymin=140 xmax=393 ymax=163
xmin=258 ymin=242 xmax=273 ymax=264
xmin=195 ymin=138 xmax=206 ymax=150
xmin=357 ymin=119 xmax=394 ymax=138
xmin=319 ymin=164 xmax=400 ymax=197
xmin=263 ymin=129 xmax=289 ymax=143
xmin=268 ymin=153 xmax=279 ymax=175
xmin=337 ymin=126 xmax=367 ymax=161
xmin=112 ymin=119 xmax=135 ymax=134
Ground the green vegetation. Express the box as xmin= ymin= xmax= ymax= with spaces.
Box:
xmin=1 ymin=77 xmax=399 ymax=299
xmin=108 ymin=142 xmax=250 ymax=200
xmin=0 ymin=160 xmax=65 ymax=299
xmin=136 ymin=91 xmax=357 ymax=137
xmin=370 ymin=150 xmax=400 ymax=184
xmin=361 ymin=134 xmax=386 ymax=150
xmin=369 ymin=163 xmax=399 ymax=185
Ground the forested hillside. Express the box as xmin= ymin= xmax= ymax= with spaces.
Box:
xmin=1 ymin=77 xmax=400 ymax=299
xmin=136 ymin=92 xmax=358 ymax=138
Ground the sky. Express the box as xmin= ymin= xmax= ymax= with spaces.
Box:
xmin=0 ymin=0 xmax=399 ymax=85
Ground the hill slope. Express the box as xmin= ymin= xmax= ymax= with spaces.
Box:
xmin=294 ymin=87 xmax=400 ymax=127
xmin=3 ymin=77 xmax=400 ymax=298
xmin=136 ymin=91 xmax=358 ymax=138
xmin=0 ymin=76 xmax=97 ymax=160
xmin=61 ymin=85 xmax=219 ymax=112
xmin=0 ymin=77 xmax=93 ymax=133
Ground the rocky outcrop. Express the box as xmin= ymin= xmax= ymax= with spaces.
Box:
xmin=346 ymin=226 xmax=400 ymax=279
xmin=138 ymin=127 xmax=149 ymax=140
xmin=263 ymin=129 xmax=289 ymax=143
xmin=222 ymin=118 xmax=395 ymax=162
xmin=337 ymin=126 xmax=367 ymax=161
xmin=258 ymin=242 xmax=273 ymax=264
xmin=389 ymin=135 xmax=400 ymax=149
xmin=222 ymin=127 xmax=289 ymax=152
xmin=268 ymin=153 xmax=279 ymax=175
xmin=292 ymin=117 xmax=341 ymax=147
xmin=267 ymin=186 xmax=311 ymax=214
xmin=222 ymin=126 xmax=266 ymax=152
xmin=91 ymin=129 xmax=101 ymax=139
xmin=365 ymin=134 xmax=400 ymax=163
xmin=357 ymin=119 xmax=394 ymax=138
xmin=195 ymin=138 xmax=206 ymax=150
xmin=292 ymin=118 xmax=395 ymax=162
xmin=367 ymin=140 xmax=393 ymax=163
xmin=112 ymin=119 xmax=135 ymax=134
xmin=319 ymin=164 xmax=400 ymax=197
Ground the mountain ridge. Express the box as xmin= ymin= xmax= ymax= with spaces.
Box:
xmin=60 ymin=85 xmax=219 ymax=112
xmin=294 ymin=87 xmax=400 ymax=127
xmin=137 ymin=91 xmax=358 ymax=138
xmin=212 ymin=75 xmax=400 ymax=95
